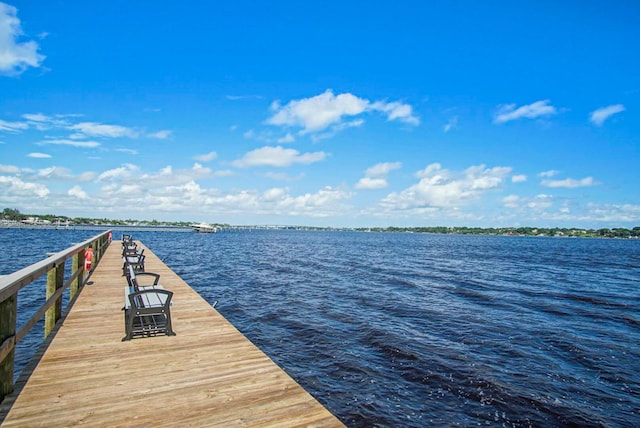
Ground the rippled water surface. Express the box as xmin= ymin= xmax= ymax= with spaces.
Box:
xmin=3 ymin=229 xmax=639 ymax=427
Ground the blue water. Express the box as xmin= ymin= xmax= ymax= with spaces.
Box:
xmin=2 ymin=229 xmax=639 ymax=427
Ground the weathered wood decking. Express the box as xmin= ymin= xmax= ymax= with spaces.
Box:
xmin=0 ymin=241 xmax=344 ymax=427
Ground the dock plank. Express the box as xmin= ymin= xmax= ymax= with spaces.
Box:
xmin=0 ymin=241 xmax=343 ymax=427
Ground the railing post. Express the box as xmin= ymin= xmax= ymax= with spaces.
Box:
xmin=0 ymin=293 xmax=17 ymax=401
xmin=78 ymin=247 xmax=87 ymax=285
xmin=97 ymin=237 xmax=103 ymax=260
xmin=45 ymin=261 xmax=65 ymax=337
xmin=71 ymin=252 xmax=81 ymax=299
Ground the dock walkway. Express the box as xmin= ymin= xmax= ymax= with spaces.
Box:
xmin=0 ymin=241 xmax=343 ymax=427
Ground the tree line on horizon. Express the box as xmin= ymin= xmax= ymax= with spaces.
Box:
xmin=2 ymin=208 xmax=639 ymax=238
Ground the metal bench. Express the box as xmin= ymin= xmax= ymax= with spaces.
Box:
xmin=122 ymin=264 xmax=175 ymax=341
xmin=122 ymin=250 xmax=145 ymax=276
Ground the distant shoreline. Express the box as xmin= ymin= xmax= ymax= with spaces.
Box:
xmin=1 ymin=221 xmax=638 ymax=239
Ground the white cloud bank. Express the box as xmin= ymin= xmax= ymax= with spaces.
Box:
xmin=0 ymin=175 xmax=49 ymax=197
xmin=266 ymin=90 xmax=419 ymax=135
xmin=589 ymin=104 xmax=625 ymax=126
xmin=1 ymin=113 xmax=170 ymax=145
xmin=0 ymin=157 xmax=637 ymax=227
xmin=381 ymin=163 xmax=512 ymax=209
xmin=0 ymin=2 xmax=45 ymax=75
xmin=0 ymin=118 xmax=28 ymax=132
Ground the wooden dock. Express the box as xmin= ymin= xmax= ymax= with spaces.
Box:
xmin=0 ymin=241 xmax=344 ymax=427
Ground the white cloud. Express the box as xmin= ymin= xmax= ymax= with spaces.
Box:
xmin=501 ymin=195 xmax=640 ymax=224
xmin=263 ymin=186 xmax=353 ymax=217
xmin=381 ymin=163 xmax=511 ymax=209
xmin=290 ymin=187 xmax=352 ymax=212
xmin=584 ymin=202 xmax=640 ymax=223
xmin=138 ymin=163 xmax=215 ymax=186
xmin=310 ymin=119 xmax=365 ymax=143
xmin=0 ymin=118 xmax=28 ymax=132
xmin=0 ymin=3 xmax=45 ymax=75
xmin=0 ymin=175 xmax=49 ymax=197
xmin=502 ymin=194 xmax=520 ymax=208
xmin=37 ymin=166 xmax=73 ymax=179
xmin=69 ymin=122 xmax=138 ymax=138
xmin=355 ymin=177 xmax=389 ymax=190
xmin=68 ymin=185 xmax=88 ymax=199
xmin=365 ymin=162 xmax=402 ymax=177
xmin=503 ymin=193 xmax=553 ymax=211
xmin=370 ymin=100 xmax=420 ymax=125
xmin=266 ymin=89 xmax=419 ymax=135
xmin=355 ymin=162 xmax=402 ymax=190
xmin=494 ymin=100 xmax=557 ymax=124
xmin=267 ymin=90 xmax=368 ymax=133
xmin=21 ymin=113 xmax=77 ymax=131
xmin=512 ymin=174 xmax=527 ymax=183
xmin=115 ymin=148 xmax=138 ymax=155
xmin=0 ymin=164 xmax=20 ymax=173
xmin=27 ymin=152 xmax=51 ymax=158
xmin=76 ymin=171 xmax=96 ymax=182
xmin=589 ymin=104 xmax=625 ymax=126
xmin=538 ymin=170 xmax=559 ymax=178
xmin=527 ymin=194 xmax=553 ymax=210
xmin=277 ymin=133 xmax=295 ymax=143
xmin=98 ymin=163 xmax=139 ymax=181
xmin=232 ymin=146 xmax=327 ymax=168
xmin=444 ymin=116 xmax=458 ymax=133
xmin=148 ymin=130 xmax=172 ymax=139
xmin=11 ymin=114 xmax=152 ymax=144
xmin=194 ymin=151 xmax=218 ymax=162
xmin=90 ymin=179 xmax=353 ymax=219
xmin=541 ymin=176 xmax=598 ymax=188
xmin=22 ymin=113 xmax=51 ymax=122
xmin=38 ymin=139 xmax=101 ymax=148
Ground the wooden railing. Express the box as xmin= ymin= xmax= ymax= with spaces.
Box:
xmin=0 ymin=230 xmax=111 ymax=402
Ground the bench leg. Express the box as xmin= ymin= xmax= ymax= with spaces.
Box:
xmin=165 ymin=308 xmax=176 ymax=337
xmin=122 ymin=308 xmax=134 ymax=341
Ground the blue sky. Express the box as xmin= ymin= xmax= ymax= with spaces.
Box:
xmin=0 ymin=1 xmax=638 ymax=228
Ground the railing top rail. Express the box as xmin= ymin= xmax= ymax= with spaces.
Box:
xmin=0 ymin=230 xmax=111 ymax=303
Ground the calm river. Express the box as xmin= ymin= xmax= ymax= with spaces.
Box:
xmin=1 ymin=228 xmax=639 ymax=427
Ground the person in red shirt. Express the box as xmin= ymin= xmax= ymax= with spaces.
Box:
xmin=84 ymin=247 xmax=94 ymax=272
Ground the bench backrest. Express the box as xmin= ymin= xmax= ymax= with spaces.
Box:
xmin=128 ymin=289 xmax=173 ymax=314
xmin=126 ymin=264 xmax=137 ymax=289
xmin=126 ymin=263 xmax=160 ymax=291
